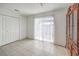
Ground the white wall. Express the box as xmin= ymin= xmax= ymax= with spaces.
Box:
xmin=27 ymin=7 xmax=68 ymax=47
xmin=54 ymin=8 xmax=67 ymax=46
xmin=27 ymin=16 xmax=34 ymax=39
xmin=0 ymin=8 xmax=28 ymax=46
xmin=19 ymin=16 xmax=27 ymax=40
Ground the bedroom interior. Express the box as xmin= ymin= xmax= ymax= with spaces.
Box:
xmin=0 ymin=3 xmax=78 ymax=56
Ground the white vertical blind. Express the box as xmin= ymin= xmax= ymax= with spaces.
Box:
xmin=34 ymin=16 xmax=54 ymax=42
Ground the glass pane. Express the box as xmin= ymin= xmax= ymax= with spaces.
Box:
xmin=73 ymin=11 xmax=77 ymax=44
xmin=67 ymin=16 xmax=70 ymax=38
xmin=70 ymin=14 xmax=72 ymax=39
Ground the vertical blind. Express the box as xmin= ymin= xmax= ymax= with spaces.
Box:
xmin=34 ymin=16 xmax=54 ymax=42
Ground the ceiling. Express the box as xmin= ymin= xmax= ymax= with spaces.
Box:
xmin=0 ymin=3 xmax=71 ymax=16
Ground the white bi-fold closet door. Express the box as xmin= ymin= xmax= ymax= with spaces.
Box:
xmin=0 ymin=15 xmax=19 ymax=46
xmin=0 ymin=15 xmax=3 ymax=46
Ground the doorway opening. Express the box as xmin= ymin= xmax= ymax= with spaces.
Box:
xmin=34 ymin=16 xmax=54 ymax=43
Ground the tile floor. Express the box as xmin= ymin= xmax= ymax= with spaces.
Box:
xmin=0 ymin=39 xmax=68 ymax=56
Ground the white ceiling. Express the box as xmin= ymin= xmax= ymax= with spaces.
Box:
xmin=0 ymin=3 xmax=71 ymax=15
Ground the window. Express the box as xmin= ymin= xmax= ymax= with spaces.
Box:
xmin=34 ymin=16 xmax=54 ymax=43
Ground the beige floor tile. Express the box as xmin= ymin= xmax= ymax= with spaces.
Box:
xmin=0 ymin=39 xmax=68 ymax=56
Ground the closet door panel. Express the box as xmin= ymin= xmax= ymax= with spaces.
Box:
xmin=2 ymin=16 xmax=6 ymax=45
xmin=2 ymin=16 xmax=19 ymax=45
xmin=0 ymin=15 xmax=2 ymax=46
xmin=19 ymin=17 xmax=27 ymax=40
xmin=11 ymin=17 xmax=19 ymax=41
